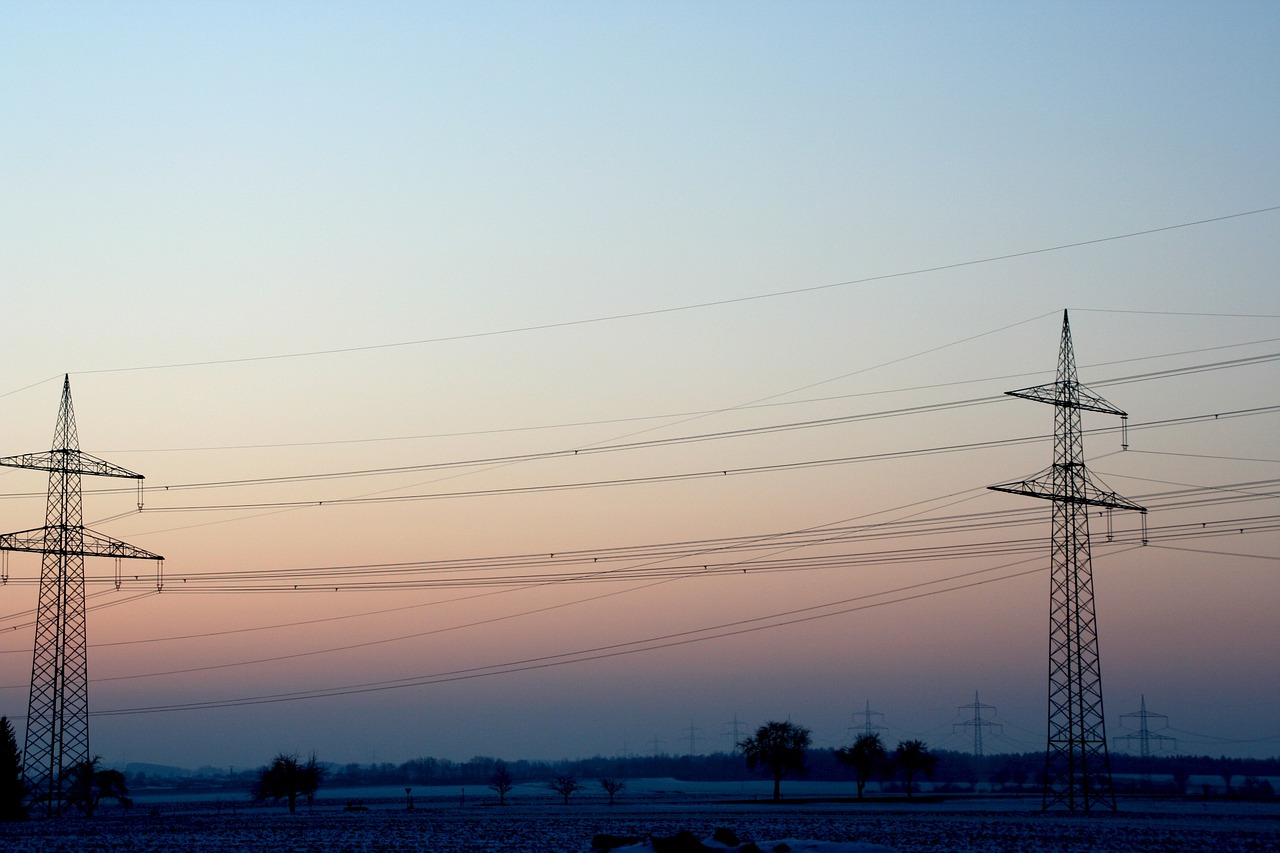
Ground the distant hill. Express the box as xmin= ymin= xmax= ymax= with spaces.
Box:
xmin=124 ymin=762 xmax=191 ymax=780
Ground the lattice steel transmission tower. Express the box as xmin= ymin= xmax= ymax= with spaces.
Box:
xmin=1115 ymin=695 xmax=1176 ymax=758
xmin=954 ymin=692 xmax=1001 ymax=757
xmin=989 ymin=311 xmax=1146 ymax=812
xmin=0 ymin=376 xmax=163 ymax=817
xmin=852 ymin=700 xmax=885 ymax=738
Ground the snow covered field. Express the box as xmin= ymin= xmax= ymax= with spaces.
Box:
xmin=2 ymin=783 xmax=1277 ymax=852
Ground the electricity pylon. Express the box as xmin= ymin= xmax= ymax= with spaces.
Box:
xmin=725 ymin=714 xmax=747 ymax=753
xmin=1115 ymin=695 xmax=1175 ymax=758
xmin=852 ymin=700 xmax=885 ymax=738
xmin=686 ymin=720 xmax=703 ymax=756
xmin=0 ymin=376 xmax=163 ymax=817
xmin=954 ymin=692 xmax=1001 ymax=757
xmin=990 ymin=311 xmax=1146 ymax=812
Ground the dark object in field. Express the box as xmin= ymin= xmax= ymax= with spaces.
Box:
xmin=651 ymin=830 xmax=712 ymax=852
xmin=591 ymin=833 xmax=642 ymax=851
xmin=711 ymin=828 xmax=740 ymax=846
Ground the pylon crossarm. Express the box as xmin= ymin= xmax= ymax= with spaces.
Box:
xmin=0 ymin=449 xmax=144 ymax=479
xmin=0 ymin=527 xmax=49 ymax=552
xmin=80 ymin=527 xmax=163 ymax=560
xmin=0 ymin=526 xmax=162 ymax=560
xmin=1006 ymin=383 xmax=1127 ymax=417
xmin=1006 ymin=384 xmax=1059 ymax=406
xmin=1073 ymin=384 xmax=1128 ymax=417
xmin=988 ymin=481 xmax=1145 ymax=513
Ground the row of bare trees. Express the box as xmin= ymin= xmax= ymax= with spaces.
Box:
xmin=488 ymin=761 xmax=625 ymax=806
xmin=739 ymin=720 xmax=936 ymax=801
xmin=836 ymin=732 xmax=936 ymax=800
xmin=0 ymin=716 xmax=929 ymax=820
xmin=246 ymin=725 xmax=934 ymax=814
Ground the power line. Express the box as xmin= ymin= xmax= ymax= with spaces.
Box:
xmin=0 ymin=207 xmax=1265 ymax=392
xmin=0 ymin=358 xmax=1271 ymax=720
xmin=84 ymin=335 xmax=1280 ymax=456
xmin=7 ymin=351 xmax=1272 ymax=508
xmin=64 ymin=506 xmax=1276 ymax=594
xmin=1 ymin=483 xmax=998 ymax=639
xmin=2 ymin=490 xmax=1266 ymax=686
xmin=2 ymin=475 xmax=1269 ymax=598
xmin=90 ymin=556 xmax=1066 ymax=716
xmin=88 ymin=395 xmax=1018 ymax=494
xmin=0 ymin=494 xmax=1259 ymax=706
xmin=122 ymin=404 xmax=1280 ymax=513
xmin=84 ymin=580 xmax=679 ymax=687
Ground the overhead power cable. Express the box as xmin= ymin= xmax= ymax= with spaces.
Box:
xmin=90 ymin=554 xmax=1065 ymax=715
xmin=4 ymin=350 xmax=1270 ymax=507
xmin=2 ymin=472 xmax=1267 ymax=605
xmin=131 ymin=404 xmax=1280 ymax=513
xmin=45 ymin=506 xmax=1272 ymax=594
xmin=2 ymin=480 xmax=1268 ymax=691
xmin=86 ymin=335 xmax=1280 ymax=455
xmin=0 ymin=206 xmax=1265 ymax=393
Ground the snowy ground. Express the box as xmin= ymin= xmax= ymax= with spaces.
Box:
xmin=2 ymin=782 xmax=1277 ymax=852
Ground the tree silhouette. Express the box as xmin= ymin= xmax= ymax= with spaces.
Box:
xmin=893 ymin=739 xmax=936 ymax=800
xmin=599 ymin=776 xmax=625 ymax=805
xmin=1220 ymin=759 xmax=1239 ymax=794
xmin=0 ymin=717 xmax=26 ymax=821
xmin=65 ymin=757 xmax=132 ymax=817
xmin=1171 ymin=764 xmax=1190 ymax=796
xmin=489 ymin=761 xmax=513 ymax=805
xmin=739 ymin=720 xmax=812 ymax=801
xmin=547 ymin=773 xmax=581 ymax=805
xmin=252 ymin=753 xmax=324 ymax=814
xmin=836 ymin=732 xmax=887 ymax=799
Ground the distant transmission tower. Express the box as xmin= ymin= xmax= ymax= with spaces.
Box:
xmin=725 ymin=714 xmax=747 ymax=752
xmin=1115 ymin=695 xmax=1176 ymax=758
xmin=686 ymin=720 xmax=703 ymax=756
xmin=0 ymin=376 xmax=163 ymax=817
xmin=990 ymin=311 xmax=1146 ymax=812
xmin=852 ymin=701 xmax=885 ymax=738
xmin=954 ymin=692 xmax=1001 ymax=757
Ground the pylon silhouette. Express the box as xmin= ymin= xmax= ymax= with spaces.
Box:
xmin=954 ymin=691 xmax=1001 ymax=757
xmin=990 ymin=311 xmax=1146 ymax=812
xmin=0 ymin=376 xmax=162 ymax=817
xmin=1116 ymin=695 xmax=1175 ymax=758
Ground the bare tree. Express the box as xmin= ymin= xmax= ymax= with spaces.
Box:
xmin=739 ymin=720 xmax=812 ymax=802
xmin=489 ymin=761 xmax=514 ymax=805
xmin=836 ymin=732 xmax=887 ymax=799
xmin=892 ymin=739 xmax=936 ymax=800
xmin=599 ymin=777 xmax=625 ymax=805
xmin=1220 ymin=759 xmax=1239 ymax=795
xmin=1171 ymin=764 xmax=1191 ymax=796
xmin=547 ymin=774 xmax=581 ymax=805
xmin=252 ymin=753 xmax=324 ymax=814
xmin=65 ymin=757 xmax=132 ymax=817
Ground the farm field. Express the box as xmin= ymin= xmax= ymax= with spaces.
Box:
xmin=2 ymin=786 xmax=1277 ymax=852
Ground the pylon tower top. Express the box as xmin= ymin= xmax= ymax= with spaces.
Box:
xmin=990 ymin=313 xmax=1145 ymax=516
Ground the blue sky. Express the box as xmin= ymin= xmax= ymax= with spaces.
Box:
xmin=1 ymin=2 xmax=1277 ymax=768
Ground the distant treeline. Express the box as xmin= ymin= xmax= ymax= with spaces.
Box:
xmin=133 ymin=749 xmax=1279 ymax=795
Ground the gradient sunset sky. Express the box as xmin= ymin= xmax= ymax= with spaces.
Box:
xmin=1 ymin=2 xmax=1277 ymax=770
